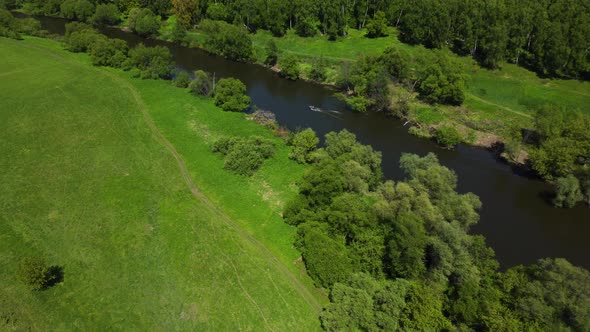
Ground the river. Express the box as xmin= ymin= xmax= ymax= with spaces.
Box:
xmin=26 ymin=15 xmax=590 ymax=270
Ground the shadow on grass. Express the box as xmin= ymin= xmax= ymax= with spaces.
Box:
xmin=44 ymin=265 xmax=64 ymax=289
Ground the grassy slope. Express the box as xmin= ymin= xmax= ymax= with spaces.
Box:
xmin=164 ymin=19 xmax=589 ymax=138
xmin=0 ymin=37 xmax=322 ymax=330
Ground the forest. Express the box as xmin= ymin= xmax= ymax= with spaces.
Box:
xmin=8 ymin=0 xmax=588 ymax=79
xmin=285 ymin=129 xmax=590 ymax=331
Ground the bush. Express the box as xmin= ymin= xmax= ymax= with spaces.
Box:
xmin=264 ymin=39 xmax=279 ymax=66
xmin=128 ymin=8 xmax=160 ymax=37
xmin=434 ymin=125 xmax=462 ymax=148
xmin=309 ymin=57 xmax=327 ymax=82
xmin=65 ymin=28 xmax=102 ymax=52
xmin=127 ymin=44 xmax=173 ymax=79
xmin=173 ymin=70 xmax=191 ymax=88
xmin=0 ymin=9 xmax=20 ymax=38
xmin=214 ymin=78 xmax=250 ymax=112
xmin=189 ymin=70 xmax=212 ymax=96
xmin=289 ymin=128 xmax=319 ymax=163
xmin=170 ymin=20 xmax=186 ymax=43
xmin=417 ymin=51 xmax=465 ymax=105
xmin=279 ymin=54 xmax=300 ymax=80
xmin=199 ymin=19 xmax=253 ymax=62
xmin=365 ymin=11 xmax=388 ymax=38
xmin=213 ymin=136 xmax=275 ymax=176
xmin=17 ymin=256 xmax=62 ymax=291
xmin=553 ymin=175 xmax=584 ymax=208
xmin=91 ymin=3 xmax=120 ymax=26
xmin=90 ymin=37 xmax=128 ymax=67
xmin=60 ymin=0 xmax=94 ymax=22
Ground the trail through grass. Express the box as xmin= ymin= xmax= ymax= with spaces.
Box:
xmin=0 ymin=37 xmax=321 ymax=331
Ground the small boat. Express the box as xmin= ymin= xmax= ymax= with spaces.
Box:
xmin=309 ymin=105 xmax=321 ymax=112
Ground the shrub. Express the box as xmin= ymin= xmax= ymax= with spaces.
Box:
xmin=309 ymin=57 xmax=327 ymax=82
xmin=279 ymin=54 xmax=300 ymax=80
xmin=553 ymin=175 xmax=584 ymax=208
xmin=173 ymin=71 xmax=191 ymax=88
xmin=60 ymin=0 xmax=94 ymax=22
xmin=17 ymin=257 xmax=62 ymax=291
xmin=417 ymin=52 xmax=466 ymax=106
xmin=127 ymin=44 xmax=173 ymax=79
xmin=91 ymin=3 xmax=120 ymax=26
xmin=289 ymin=128 xmax=319 ymax=163
xmin=264 ymin=39 xmax=279 ymax=66
xmin=214 ymin=78 xmax=250 ymax=112
xmin=199 ymin=19 xmax=253 ymax=62
xmin=365 ymin=11 xmax=388 ymax=38
xmin=189 ymin=70 xmax=212 ymax=96
xmin=0 ymin=9 xmax=20 ymax=39
xmin=128 ymin=8 xmax=160 ymax=37
xmin=65 ymin=29 xmax=102 ymax=52
xmin=434 ymin=125 xmax=462 ymax=148
xmin=213 ymin=136 xmax=275 ymax=176
xmin=170 ymin=20 xmax=186 ymax=43
xmin=90 ymin=37 xmax=128 ymax=67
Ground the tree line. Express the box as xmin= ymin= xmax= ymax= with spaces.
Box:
xmin=284 ymin=129 xmax=590 ymax=330
xmin=7 ymin=0 xmax=589 ymax=79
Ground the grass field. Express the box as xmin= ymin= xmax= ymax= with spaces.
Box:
xmin=0 ymin=37 xmax=323 ymax=330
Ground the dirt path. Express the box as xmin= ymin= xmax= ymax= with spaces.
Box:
xmin=23 ymin=40 xmax=322 ymax=322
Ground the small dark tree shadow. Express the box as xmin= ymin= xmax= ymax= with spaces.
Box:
xmin=45 ymin=265 xmax=64 ymax=288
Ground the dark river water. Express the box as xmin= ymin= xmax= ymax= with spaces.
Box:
xmin=26 ymin=15 xmax=590 ymax=270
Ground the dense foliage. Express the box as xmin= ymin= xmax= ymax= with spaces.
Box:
xmin=0 ymin=9 xmax=42 ymax=39
xmin=285 ymin=129 xmax=590 ymax=330
xmin=11 ymin=0 xmax=590 ymax=79
xmin=526 ymin=105 xmax=590 ymax=207
xmin=434 ymin=125 xmax=463 ymax=148
xmin=278 ymin=54 xmax=300 ymax=80
xmin=199 ymin=19 xmax=252 ymax=62
xmin=127 ymin=43 xmax=174 ymax=79
xmin=128 ymin=7 xmax=160 ymax=37
xmin=91 ymin=3 xmax=120 ymax=26
xmin=288 ymin=128 xmax=319 ymax=164
xmin=212 ymin=136 xmax=274 ymax=176
xmin=213 ymin=78 xmax=250 ymax=112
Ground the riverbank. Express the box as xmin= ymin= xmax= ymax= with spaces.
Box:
xmin=158 ymin=17 xmax=590 ymax=162
xmin=0 ymin=35 xmax=324 ymax=330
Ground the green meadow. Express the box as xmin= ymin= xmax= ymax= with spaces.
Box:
xmin=0 ymin=37 xmax=322 ymax=330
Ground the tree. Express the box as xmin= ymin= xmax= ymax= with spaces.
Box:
xmin=173 ymin=70 xmax=191 ymax=88
xmin=434 ymin=125 xmax=462 ymax=148
xmin=279 ymin=54 xmax=300 ymax=80
xmin=365 ymin=11 xmax=388 ymax=38
xmin=297 ymin=222 xmax=354 ymax=288
xmin=18 ymin=256 xmax=62 ymax=291
xmin=91 ymin=3 xmax=120 ymax=26
xmin=128 ymin=8 xmax=160 ymax=37
xmin=199 ymin=20 xmax=253 ymax=62
xmin=417 ymin=52 xmax=465 ymax=105
xmin=289 ymin=128 xmax=319 ymax=163
xmin=213 ymin=78 xmax=251 ymax=112
xmin=127 ymin=44 xmax=173 ymax=79
xmin=309 ymin=56 xmax=327 ymax=82
xmin=553 ymin=175 xmax=584 ymax=208
xmin=171 ymin=0 xmax=198 ymax=28
xmin=264 ymin=39 xmax=279 ymax=66
xmin=90 ymin=37 xmax=128 ymax=68
xmin=189 ymin=70 xmax=212 ymax=96
xmin=213 ymin=136 xmax=275 ymax=176
xmin=60 ymin=0 xmax=94 ymax=22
